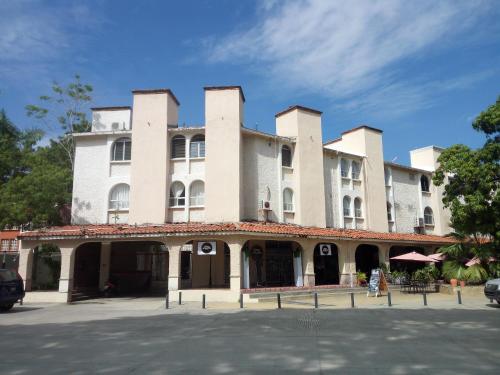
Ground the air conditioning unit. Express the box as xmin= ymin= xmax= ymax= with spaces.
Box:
xmin=259 ymin=200 xmax=271 ymax=211
xmin=414 ymin=217 xmax=424 ymax=227
xmin=111 ymin=122 xmax=120 ymax=130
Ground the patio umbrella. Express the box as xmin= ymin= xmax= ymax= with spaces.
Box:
xmin=428 ymin=253 xmax=445 ymax=262
xmin=465 ymin=256 xmax=496 ymax=267
xmin=390 ymin=251 xmax=437 ymax=262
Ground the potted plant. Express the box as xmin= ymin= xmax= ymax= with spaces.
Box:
xmin=356 ymin=271 xmax=367 ymax=286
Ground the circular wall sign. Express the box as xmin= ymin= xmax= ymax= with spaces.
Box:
xmin=201 ymin=242 xmax=213 ymax=254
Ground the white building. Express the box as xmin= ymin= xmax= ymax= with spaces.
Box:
xmin=18 ymin=86 xmax=454 ymax=302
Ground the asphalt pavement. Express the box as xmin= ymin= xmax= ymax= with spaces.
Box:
xmin=0 ymin=297 xmax=499 ymax=374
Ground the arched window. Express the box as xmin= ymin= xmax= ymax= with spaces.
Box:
xmin=282 ymin=145 xmax=292 ymax=167
xmin=171 ymin=135 xmax=186 ymax=159
xmin=109 ymin=184 xmax=130 ymax=210
xmin=424 ymin=207 xmax=434 ymax=225
xmin=420 ymin=175 xmax=430 ymax=192
xmin=352 ymin=161 xmax=361 ymax=180
xmin=354 ymin=197 xmax=362 ymax=218
xmin=283 ymin=188 xmax=294 ymax=211
xmin=343 ymin=196 xmax=351 ymax=217
xmin=190 ymin=134 xmax=205 ymax=158
xmin=341 ymin=159 xmax=349 ymax=178
xmin=189 ymin=180 xmax=205 ymax=206
xmin=169 ymin=181 xmax=185 ymax=207
xmin=387 ymin=202 xmax=393 ymax=221
xmin=111 ymin=138 xmax=131 ymax=161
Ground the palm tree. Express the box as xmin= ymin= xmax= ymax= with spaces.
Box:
xmin=438 ymin=232 xmax=496 ymax=284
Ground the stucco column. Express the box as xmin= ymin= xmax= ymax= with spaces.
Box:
xmin=168 ymin=244 xmax=181 ymax=291
xmin=300 ymin=241 xmax=314 ymax=287
xmin=378 ymin=243 xmax=391 ymax=270
xmin=18 ymin=243 xmax=34 ymax=291
xmin=338 ymin=241 xmax=356 ymax=286
xmin=228 ymin=240 xmax=243 ymax=292
xmin=59 ymin=246 xmax=76 ymax=302
xmin=98 ymin=242 xmax=111 ymax=290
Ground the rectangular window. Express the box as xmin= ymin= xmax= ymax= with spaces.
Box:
xmin=190 ymin=142 xmax=205 ymax=158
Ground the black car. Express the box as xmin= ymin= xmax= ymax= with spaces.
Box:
xmin=484 ymin=278 xmax=500 ymax=304
xmin=0 ymin=269 xmax=25 ymax=311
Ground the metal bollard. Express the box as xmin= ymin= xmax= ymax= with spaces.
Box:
xmin=240 ymin=293 xmax=243 ymax=309
xmin=387 ymin=292 xmax=392 ymax=307
xmin=423 ymin=292 xmax=427 ymax=306
xmin=314 ymin=292 xmax=318 ymax=309
xmin=277 ymin=293 xmax=282 ymax=309
xmin=202 ymin=294 xmax=206 ymax=309
xmin=20 ymin=299 xmax=23 ymax=306
xmin=165 ymin=291 xmax=169 ymax=309
xmin=457 ymin=290 xmax=462 ymax=305
xmin=350 ymin=292 xmax=355 ymax=308
xmin=179 ymin=291 xmax=182 ymax=305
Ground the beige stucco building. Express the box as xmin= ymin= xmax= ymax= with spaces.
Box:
xmin=18 ymin=86 xmax=454 ymax=303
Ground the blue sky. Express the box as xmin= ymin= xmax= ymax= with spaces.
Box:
xmin=0 ymin=0 xmax=499 ymax=164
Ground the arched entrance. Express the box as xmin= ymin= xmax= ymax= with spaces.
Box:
xmin=355 ymin=244 xmax=379 ymax=279
xmin=110 ymin=241 xmax=168 ymax=295
xmin=314 ymin=243 xmax=339 ymax=285
xmin=31 ymin=244 xmax=61 ymax=290
xmin=74 ymin=243 xmax=101 ymax=291
xmin=180 ymin=240 xmax=230 ymax=289
xmin=244 ymin=240 xmax=302 ymax=288
xmin=389 ymin=246 xmax=425 ymax=274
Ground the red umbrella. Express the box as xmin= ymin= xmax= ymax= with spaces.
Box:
xmin=390 ymin=251 xmax=437 ymax=262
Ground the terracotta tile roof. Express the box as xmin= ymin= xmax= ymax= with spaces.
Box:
xmin=18 ymin=222 xmax=455 ymax=245
xmin=0 ymin=230 xmax=20 ymax=240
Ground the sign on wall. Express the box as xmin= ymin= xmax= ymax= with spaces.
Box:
xmin=197 ymin=241 xmax=217 ymax=255
xmin=319 ymin=244 xmax=332 ymax=256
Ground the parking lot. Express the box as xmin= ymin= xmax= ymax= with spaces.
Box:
xmin=1 ymin=293 xmax=499 ymax=374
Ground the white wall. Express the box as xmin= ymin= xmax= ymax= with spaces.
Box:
xmin=241 ymin=134 xmax=281 ymax=222
xmin=391 ymin=168 xmax=420 ymax=233
xmin=92 ymin=109 xmax=131 ymax=132
xmin=72 ymin=134 xmax=131 ymax=224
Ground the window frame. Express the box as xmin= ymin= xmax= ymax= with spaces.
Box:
xmin=189 ymin=134 xmax=205 ymax=159
xmin=354 ymin=197 xmax=363 ymax=218
xmin=341 ymin=159 xmax=350 ymax=178
xmin=171 ymin=135 xmax=186 ymax=159
xmin=169 ymin=181 xmax=186 ymax=207
xmin=109 ymin=183 xmax=130 ymax=211
xmin=420 ymin=175 xmax=430 ymax=193
xmin=343 ymin=195 xmax=351 ymax=217
xmin=283 ymin=188 xmax=294 ymax=212
xmin=281 ymin=145 xmax=292 ymax=168
xmin=111 ymin=137 xmax=132 ymax=162
xmin=189 ymin=180 xmax=205 ymax=207
xmin=351 ymin=160 xmax=361 ymax=180
xmin=424 ymin=207 xmax=434 ymax=225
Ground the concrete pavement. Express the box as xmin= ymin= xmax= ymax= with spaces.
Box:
xmin=1 ymin=294 xmax=499 ymax=374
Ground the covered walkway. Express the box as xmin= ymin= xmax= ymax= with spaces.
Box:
xmin=17 ymin=222 xmax=454 ymax=303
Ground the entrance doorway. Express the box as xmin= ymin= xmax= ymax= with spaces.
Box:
xmin=314 ymin=243 xmax=339 ymax=285
xmin=247 ymin=240 xmax=299 ymax=288
xmin=74 ymin=243 xmax=101 ymax=290
xmin=355 ymin=244 xmax=379 ymax=279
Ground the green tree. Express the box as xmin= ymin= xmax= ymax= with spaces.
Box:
xmin=0 ymin=112 xmax=71 ymax=228
xmin=26 ymin=74 xmax=93 ymax=171
xmin=433 ymin=96 xmax=500 ymax=245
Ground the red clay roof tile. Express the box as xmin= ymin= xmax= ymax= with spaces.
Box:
xmin=17 ymin=222 xmax=455 ymax=244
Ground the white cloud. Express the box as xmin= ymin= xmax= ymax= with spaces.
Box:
xmin=207 ymin=0 xmax=497 ymax=117
xmin=0 ymin=1 xmax=104 ymax=84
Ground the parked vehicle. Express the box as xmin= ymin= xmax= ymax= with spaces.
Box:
xmin=0 ymin=269 xmax=25 ymax=311
xmin=484 ymin=278 xmax=500 ymax=304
